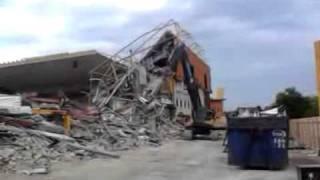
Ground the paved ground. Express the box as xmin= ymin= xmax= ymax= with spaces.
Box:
xmin=0 ymin=140 xmax=308 ymax=180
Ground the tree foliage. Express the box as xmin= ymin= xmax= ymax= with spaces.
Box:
xmin=274 ymin=87 xmax=318 ymax=118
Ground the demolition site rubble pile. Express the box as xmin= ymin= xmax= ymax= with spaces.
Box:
xmin=0 ymin=20 xmax=194 ymax=174
xmin=0 ymin=74 xmax=183 ymax=174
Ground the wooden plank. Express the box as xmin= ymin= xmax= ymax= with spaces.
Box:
xmin=307 ymin=121 xmax=311 ymax=148
xmin=302 ymin=121 xmax=307 ymax=148
xmin=314 ymin=41 xmax=320 ymax=115
xmin=314 ymin=119 xmax=318 ymax=149
xmin=311 ymin=120 xmax=315 ymax=149
xmin=318 ymin=121 xmax=320 ymax=150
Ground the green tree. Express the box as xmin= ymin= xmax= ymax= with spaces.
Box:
xmin=304 ymin=96 xmax=319 ymax=117
xmin=274 ymin=87 xmax=318 ymax=118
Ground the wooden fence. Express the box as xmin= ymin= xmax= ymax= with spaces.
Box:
xmin=290 ymin=117 xmax=320 ymax=150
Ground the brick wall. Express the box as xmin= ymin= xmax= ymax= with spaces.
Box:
xmin=210 ymin=99 xmax=224 ymax=117
xmin=175 ymin=48 xmax=211 ymax=92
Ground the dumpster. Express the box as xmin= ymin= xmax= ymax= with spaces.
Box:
xmin=227 ymin=116 xmax=288 ymax=169
xmin=296 ymin=165 xmax=320 ymax=180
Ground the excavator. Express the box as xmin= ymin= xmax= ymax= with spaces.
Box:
xmin=169 ymin=42 xmax=221 ymax=139
xmin=141 ymin=31 xmax=223 ymax=139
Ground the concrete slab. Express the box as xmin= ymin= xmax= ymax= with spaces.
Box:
xmin=0 ymin=50 xmax=111 ymax=93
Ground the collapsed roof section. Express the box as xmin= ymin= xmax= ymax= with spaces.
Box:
xmin=140 ymin=31 xmax=176 ymax=71
xmin=139 ymin=30 xmax=212 ymax=93
xmin=89 ymin=20 xmax=211 ymax=113
xmin=90 ymin=20 xmax=205 ymax=75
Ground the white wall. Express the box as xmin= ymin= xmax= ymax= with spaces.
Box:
xmin=174 ymin=81 xmax=192 ymax=116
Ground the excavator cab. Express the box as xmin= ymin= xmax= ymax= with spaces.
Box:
xmin=187 ymin=107 xmax=214 ymax=138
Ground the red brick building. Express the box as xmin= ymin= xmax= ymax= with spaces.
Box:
xmin=175 ymin=48 xmax=212 ymax=93
xmin=209 ymin=99 xmax=224 ymax=118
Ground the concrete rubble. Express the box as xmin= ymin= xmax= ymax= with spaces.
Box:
xmin=0 ymin=20 xmax=191 ymax=175
xmin=0 ymin=80 xmax=182 ymax=174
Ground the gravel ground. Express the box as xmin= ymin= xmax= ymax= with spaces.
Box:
xmin=1 ymin=139 xmax=315 ymax=180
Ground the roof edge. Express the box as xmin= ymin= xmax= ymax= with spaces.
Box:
xmin=0 ymin=50 xmax=108 ymax=68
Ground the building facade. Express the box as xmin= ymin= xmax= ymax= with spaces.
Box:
xmin=173 ymin=48 xmax=212 ymax=117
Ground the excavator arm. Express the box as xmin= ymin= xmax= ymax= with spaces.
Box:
xmin=169 ymin=43 xmax=213 ymax=135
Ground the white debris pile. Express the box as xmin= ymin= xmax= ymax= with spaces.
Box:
xmin=0 ymin=123 xmax=121 ymax=174
xmin=75 ymin=73 xmax=183 ymax=151
xmin=71 ymin=97 xmax=182 ymax=152
xmin=89 ymin=53 xmax=184 ymax=151
xmin=0 ymin=83 xmax=183 ymax=174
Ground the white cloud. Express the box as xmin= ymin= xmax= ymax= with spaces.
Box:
xmin=0 ymin=0 xmax=170 ymax=62
xmin=0 ymin=10 xmax=66 ymax=38
xmin=194 ymin=16 xmax=252 ymax=33
xmin=46 ymin=0 xmax=168 ymax=13
xmin=107 ymin=0 xmax=168 ymax=12
xmin=0 ymin=0 xmax=67 ymax=37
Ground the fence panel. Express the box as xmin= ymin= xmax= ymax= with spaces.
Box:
xmin=290 ymin=117 xmax=320 ymax=150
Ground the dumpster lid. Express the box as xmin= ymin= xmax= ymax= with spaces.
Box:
xmin=227 ymin=116 xmax=288 ymax=129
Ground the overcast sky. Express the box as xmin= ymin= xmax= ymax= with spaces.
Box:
xmin=0 ymin=0 xmax=319 ymax=109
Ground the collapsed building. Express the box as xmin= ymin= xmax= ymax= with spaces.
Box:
xmin=139 ymin=31 xmax=212 ymax=119
xmin=0 ymin=20 xmax=219 ymax=174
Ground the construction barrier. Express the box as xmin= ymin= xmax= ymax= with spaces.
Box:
xmin=290 ymin=117 xmax=320 ymax=150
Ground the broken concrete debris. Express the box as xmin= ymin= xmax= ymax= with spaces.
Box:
xmin=0 ymin=89 xmax=181 ymax=174
xmin=0 ymin=20 xmax=192 ymax=174
xmin=19 ymin=167 xmax=49 ymax=176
